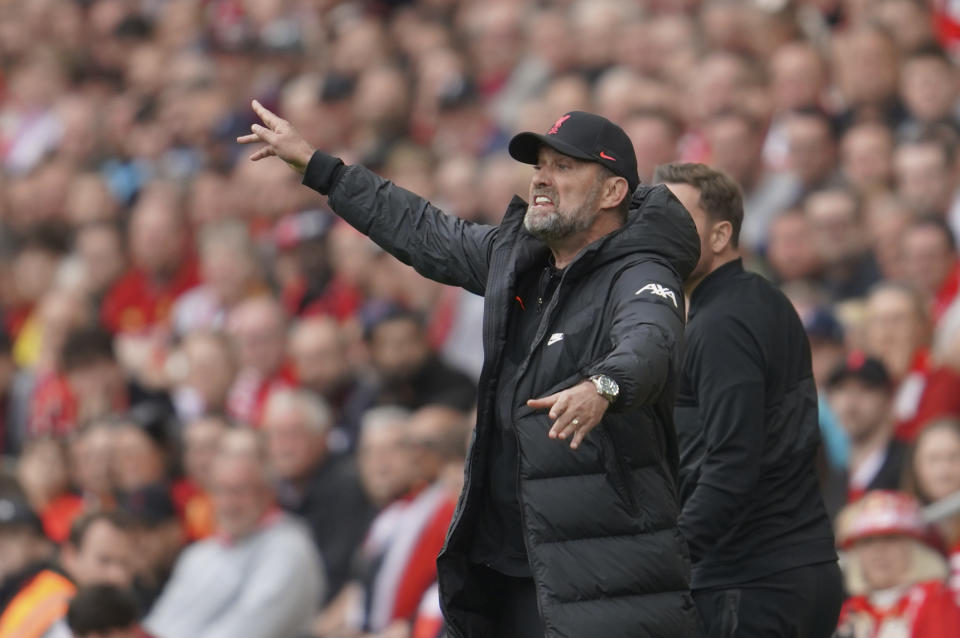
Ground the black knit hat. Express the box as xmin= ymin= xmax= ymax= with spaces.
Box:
xmin=509 ymin=111 xmax=640 ymax=192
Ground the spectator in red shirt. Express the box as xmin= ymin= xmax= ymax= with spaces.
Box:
xmin=317 ymin=405 xmax=461 ymax=637
xmin=862 ymin=283 xmax=933 ymax=436
xmin=901 ymin=216 xmax=960 ymax=326
xmin=904 ymin=418 xmax=960 ymax=599
xmin=16 ymin=437 xmax=84 ymax=543
xmin=835 ymin=491 xmax=960 ymax=638
xmin=225 ymin=297 xmax=295 ymax=426
xmin=101 ymin=183 xmax=199 ymax=336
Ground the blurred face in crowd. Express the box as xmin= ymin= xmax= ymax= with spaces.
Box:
xmin=901 ymin=223 xmax=957 ymax=298
xmin=894 ymin=141 xmax=955 ymax=216
xmin=180 ymin=333 xmax=236 ymax=413
xmin=65 ymin=173 xmax=118 ymax=227
xmin=767 ymin=211 xmax=821 ymax=282
xmin=525 ymin=147 xmax=612 ymax=244
xmin=358 ymin=415 xmax=415 ymax=506
xmin=63 ymin=518 xmax=135 ymax=588
xmin=68 ymin=357 xmax=125 ymax=424
xmin=912 ymin=422 xmax=960 ymax=502
xmin=805 ymin=189 xmax=862 ymax=266
xmin=228 ymin=299 xmax=287 ymax=377
xmin=289 ymin=318 xmax=348 ymax=397
xmin=201 ymin=240 xmax=257 ymax=309
xmin=829 ymin=378 xmax=891 ymax=443
xmin=129 ymin=190 xmax=184 ymax=277
xmin=75 ymin=224 xmax=126 ymax=296
xmin=210 ymin=452 xmax=273 ymax=541
xmin=0 ymin=526 xmax=49 ymax=582
xmin=405 ymin=406 xmax=464 ymax=485
xmin=840 ymin=123 xmax=894 ymax=195
xmin=12 ymin=245 xmax=60 ymax=306
xmin=704 ymin=113 xmax=760 ymax=188
xmin=17 ymin=438 xmax=71 ymax=509
xmin=864 ymin=286 xmax=928 ymax=380
xmin=624 ymin=113 xmax=678 ymax=185
xmin=112 ymin=425 xmax=166 ymax=492
xmin=900 ymin=54 xmax=957 ymax=124
xmin=183 ymin=416 xmax=228 ymax=489
xmin=832 ymin=27 xmax=899 ymax=107
xmin=130 ymin=518 xmax=183 ymax=584
xmin=855 ymin=535 xmax=913 ymax=591
xmin=786 ymin=113 xmax=835 ymax=189
xmin=370 ymin=316 xmax=431 ymax=382
xmin=769 ymin=42 xmax=825 ymax=113
xmin=263 ymin=396 xmax=328 ymax=482
xmin=71 ymin=423 xmax=114 ymax=498
xmin=866 ymin=197 xmax=911 ymax=281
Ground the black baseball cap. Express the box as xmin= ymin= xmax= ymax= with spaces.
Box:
xmin=509 ymin=111 xmax=640 ymax=192
xmin=827 ymin=352 xmax=891 ymax=391
xmin=0 ymin=497 xmax=44 ymax=536
xmin=118 ymin=484 xmax=177 ymax=527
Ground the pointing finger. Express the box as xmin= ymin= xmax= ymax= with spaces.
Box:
xmin=252 ymin=99 xmax=284 ymax=130
xmin=236 ymin=133 xmax=261 ymax=145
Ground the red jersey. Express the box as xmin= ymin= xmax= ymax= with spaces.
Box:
xmin=101 ymin=260 xmax=199 ymax=334
xmin=838 ymin=580 xmax=960 ymax=638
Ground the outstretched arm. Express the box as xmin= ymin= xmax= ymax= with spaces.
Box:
xmin=239 ymin=101 xmax=497 ymax=295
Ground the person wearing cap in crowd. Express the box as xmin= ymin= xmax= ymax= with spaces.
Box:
xmin=241 ymin=105 xmax=701 ymax=636
xmin=825 ymin=352 xmax=908 ymax=512
xmin=118 ymin=484 xmax=186 ymax=612
xmin=834 ymin=490 xmax=960 ymax=638
xmin=0 ymin=497 xmax=68 ymax=638
xmin=656 ymin=162 xmax=842 ymax=637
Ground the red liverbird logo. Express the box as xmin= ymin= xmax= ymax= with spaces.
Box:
xmin=547 ymin=114 xmax=571 ymax=135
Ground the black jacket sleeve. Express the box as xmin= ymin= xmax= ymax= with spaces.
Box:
xmin=678 ymin=315 xmax=766 ymax=562
xmin=302 ymin=151 xmax=498 ymax=296
xmin=584 ymin=261 xmax=685 ymax=410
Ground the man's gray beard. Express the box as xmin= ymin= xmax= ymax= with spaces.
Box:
xmin=524 ymin=188 xmax=601 ymax=242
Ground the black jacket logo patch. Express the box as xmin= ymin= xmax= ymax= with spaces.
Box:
xmin=635 ymin=282 xmax=678 ymax=308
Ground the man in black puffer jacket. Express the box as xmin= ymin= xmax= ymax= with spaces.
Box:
xmin=241 ymin=105 xmax=701 ymax=638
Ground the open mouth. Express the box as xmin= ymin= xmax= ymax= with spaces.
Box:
xmin=532 ymin=195 xmax=555 ymax=208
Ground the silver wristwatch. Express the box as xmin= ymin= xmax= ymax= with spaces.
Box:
xmin=590 ymin=374 xmax=619 ymax=405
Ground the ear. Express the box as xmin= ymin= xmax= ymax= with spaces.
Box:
xmin=600 ymin=176 xmax=629 ymax=212
xmin=710 ymin=220 xmax=734 ymax=254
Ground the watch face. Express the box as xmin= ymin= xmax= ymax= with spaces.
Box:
xmin=593 ymin=375 xmax=618 ymax=400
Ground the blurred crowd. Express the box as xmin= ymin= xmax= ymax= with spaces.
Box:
xmin=1 ymin=0 xmax=960 ymax=637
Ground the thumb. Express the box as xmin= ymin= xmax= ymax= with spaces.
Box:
xmin=526 ymin=393 xmax=557 ymax=410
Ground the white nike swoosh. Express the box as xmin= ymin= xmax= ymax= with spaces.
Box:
xmin=547 ymin=333 xmax=564 ymax=346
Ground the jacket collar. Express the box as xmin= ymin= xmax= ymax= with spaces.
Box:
xmin=690 ymin=258 xmax=744 ymax=313
xmin=498 ymin=185 xmax=701 ymax=282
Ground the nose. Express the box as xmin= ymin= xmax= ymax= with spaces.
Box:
xmin=533 ymin=166 xmax=552 ymax=189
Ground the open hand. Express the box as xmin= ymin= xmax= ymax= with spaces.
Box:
xmin=527 ymin=380 xmax=609 ymax=450
xmin=236 ymin=100 xmax=315 ymax=174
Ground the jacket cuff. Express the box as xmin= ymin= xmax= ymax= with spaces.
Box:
xmin=301 ymin=150 xmax=346 ymax=195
